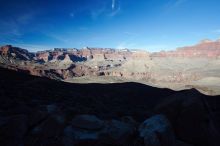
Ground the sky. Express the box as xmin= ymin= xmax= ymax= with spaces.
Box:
xmin=0 ymin=0 xmax=220 ymax=52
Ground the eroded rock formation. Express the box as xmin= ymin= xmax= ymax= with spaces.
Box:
xmin=1 ymin=39 xmax=220 ymax=95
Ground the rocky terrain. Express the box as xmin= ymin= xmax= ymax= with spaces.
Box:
xmin=0 ymin=67 xmax=220 ymax=146
xmin=1 ymin=39 xmax=220 ymax=95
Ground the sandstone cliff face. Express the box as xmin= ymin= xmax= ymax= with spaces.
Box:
xmin=151 ymin=40 xmax=220 ymax=58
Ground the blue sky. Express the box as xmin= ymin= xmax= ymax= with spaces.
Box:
xmin=0 ymin=0 xmax=220 ymax=52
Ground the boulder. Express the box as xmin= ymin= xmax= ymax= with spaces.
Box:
xmin=99 ymin=119 xmax=135 ymax=145
xmin=63 ymin=115 xmax=135 ymax=145
xmin=155 ymin=92 xmax=220 ymax=146
xmin=71 ymin=115 xmax=104 ymax=130
xmin=138 ymin=114 xmax=175 ymax=146
xmin=25 ymin=115 xmax=65 ymax=146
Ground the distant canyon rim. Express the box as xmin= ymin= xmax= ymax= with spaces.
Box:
xmin=1 ymin=39 xmax=220 ymax=95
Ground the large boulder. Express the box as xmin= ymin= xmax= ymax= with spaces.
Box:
xmin=138 ymin=114 xmax=175 ymax=146
xmin=155 ymin=91 xmax=220 ymax=146
xmin=25 ymin=115 xmax=65 ymax=146
xmin=63 ymin=114 xmax=136 ymax=146
xmin=99 ymin=119 xmax=135 ymax=145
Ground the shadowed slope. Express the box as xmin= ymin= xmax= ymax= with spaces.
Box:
xmin=0 ymin=67 xmax=219 ymax=146
xmin=0 ymin=67 xmax=176 ymax=120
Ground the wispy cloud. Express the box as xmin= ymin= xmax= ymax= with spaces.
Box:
xmin=0 ymin=20 xmax=22 ymax=44
xmin=109 ymin=6 xmax=121 ymax=17
xmin=90 ymin=0 xmax=121 ymax=19
xmin=0 ymin=12 xmax=36 ymax=44
xmin=110 ymin=0 xmax=121 ymax=17
xmin=164 ymin=0 xmax=188 ymax=10
xmin=112 ymin=0 xmax=115 ymax=10
xmin=173 ymin=0 xmax=188 ymax=7
xmin=91 ymin=7 xmax=106 ymax=20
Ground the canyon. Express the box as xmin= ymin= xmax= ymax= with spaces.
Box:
xmin=1 ymin=39 xmax=220 ymax=95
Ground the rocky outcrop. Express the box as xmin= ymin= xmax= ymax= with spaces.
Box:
xmin=60 ymin=54 xmax=72 ymax=64
xmin=0 ymin=45 xmax=34 ymax=61
xmin=36 ymin=51 xmax=50 ymax=62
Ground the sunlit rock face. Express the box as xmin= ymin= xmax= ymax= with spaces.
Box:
xmin=36 ymin=51 xmax=50 ymax=62
xmin=0 ymin=45 xmax=34 ymax=61
xmin=151 ymin=40 xmax=220 ymax=58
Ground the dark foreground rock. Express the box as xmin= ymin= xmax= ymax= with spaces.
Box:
xmin=139 ymin=114 xmax=175 ymax=146
xmin=64 ymin=115 xmax=136 ymax=146
xmin=0 ymin=67 xmax=219 ymax=146
xmin=155 ymin=92 xmax=220 ymax=146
